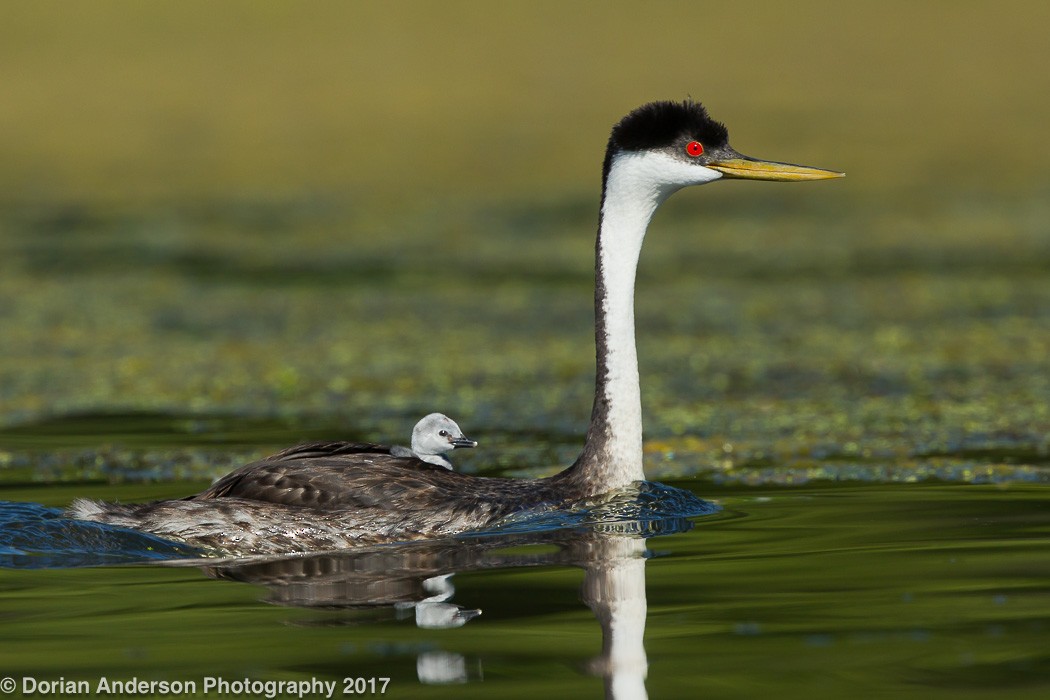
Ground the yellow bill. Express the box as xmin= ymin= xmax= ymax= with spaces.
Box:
xmin=707 ymin=157 xmax=845 ymax=181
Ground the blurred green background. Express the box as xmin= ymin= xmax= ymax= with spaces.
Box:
xmin=1 ymin=1 xmax=1048 ymax=483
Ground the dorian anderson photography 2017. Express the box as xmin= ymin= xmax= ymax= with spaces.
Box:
xmin=9 ymin=675 xmax=390 ymax=698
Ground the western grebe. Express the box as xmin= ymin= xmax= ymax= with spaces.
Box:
xmin=69 ymin=100 xmax=842 ymax=554
xmin=389 ymin=413 xmax=476 ymax=469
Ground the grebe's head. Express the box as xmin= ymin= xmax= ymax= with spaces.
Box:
xmin=412 ymin=413 xmax=477 ymax=456
xmin=602 ymin=100 xmax=844 ymax=196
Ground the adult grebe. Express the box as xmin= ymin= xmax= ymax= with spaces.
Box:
xmin=69 ymin=100 xmax=842 ymax=554
xmin=389 ymin=413 xmax=477 ymax=469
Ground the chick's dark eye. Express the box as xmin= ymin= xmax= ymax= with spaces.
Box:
xmin=686 ymin=141 xmax=704 ymax=157
xmin=438 ymin=430 xmax=448 ymax=437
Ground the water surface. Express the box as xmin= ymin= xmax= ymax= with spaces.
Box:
xmin=2 ymin=477 xmax=1047 ymax=699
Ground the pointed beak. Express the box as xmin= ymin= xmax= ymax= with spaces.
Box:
xmin=450 ymin=436 xmax=477 ymax=449
xmin=706 ymin=154 xmax=844 ymax=181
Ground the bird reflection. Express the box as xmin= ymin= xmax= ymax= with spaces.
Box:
xmin=198 ymin=518 xmax=693 ymax=699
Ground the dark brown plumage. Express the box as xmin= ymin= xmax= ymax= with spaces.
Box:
xmin=69 ymin=440 xmax=589 ymax=553
xmin=192 ymin=441 xmax=571 ymax=514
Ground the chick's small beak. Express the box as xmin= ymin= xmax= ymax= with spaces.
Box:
xmin=451 ymin=436 xmax=477 ymax=449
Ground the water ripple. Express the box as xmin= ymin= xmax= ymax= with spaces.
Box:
xmin=0 ymin=501 xmax=203 ymax=569
xmin=472 ymin=481 xmax=719 ymax=538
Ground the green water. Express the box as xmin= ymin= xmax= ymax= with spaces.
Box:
xmin=2 ymin=480 xmax=1047 ymax=699
xmin=1 ymin=3 xmax=1049 ymax=697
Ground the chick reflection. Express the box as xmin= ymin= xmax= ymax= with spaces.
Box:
xmin=395 ymin=574 xmax=481 ymax=629
xmin=200 ymin=519 xmax=692 ymax=699
xmin=201 ymin=539 xmax=491 ymax=623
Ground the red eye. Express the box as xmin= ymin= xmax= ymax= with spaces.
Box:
xmin=686 ymin=141 xmax=704 ymax=157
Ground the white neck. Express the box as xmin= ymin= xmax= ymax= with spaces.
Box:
xmin=420 ymin=453 xmax=453 ymax=470
xmin=578 ymin=151 xmax=721 ymax=490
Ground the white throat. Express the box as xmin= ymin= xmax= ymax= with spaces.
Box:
xmin=420 ymin=453 xmax=453 ymax=470
xmin=588 ymin=151 xmax=721 ymax=489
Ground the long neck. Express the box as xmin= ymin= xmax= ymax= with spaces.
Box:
xmin=570 ymin=152 xmax=677 ymax=491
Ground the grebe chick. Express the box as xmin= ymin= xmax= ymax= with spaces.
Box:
xmin=67 ymin=100 xmax=842 ymax=554
xmin=389 ymin=413 xmax=477 ymax=469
